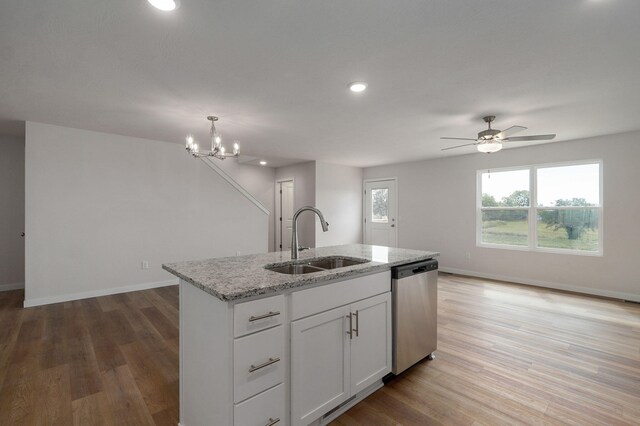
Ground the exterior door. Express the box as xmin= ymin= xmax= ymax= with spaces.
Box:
xmin=350 ymin=293 xmax=392 ymax=395
xmin=276 ymin=180 xmax=294 ymax=252
xmin=291 ymin=305 xmax=351 ymax=426
xmin=364 ymin=179 xmax=397 ymax=247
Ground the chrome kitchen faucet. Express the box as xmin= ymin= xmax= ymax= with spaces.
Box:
xmin=291 ymin=206 xmax=329 ymax=260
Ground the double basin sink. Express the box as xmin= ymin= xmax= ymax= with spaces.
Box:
xmin=265 ymin=256 xmax=370 ymax=275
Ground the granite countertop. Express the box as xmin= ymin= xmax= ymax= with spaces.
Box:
xmin=162 ymin=244 xmax=439 ymax=302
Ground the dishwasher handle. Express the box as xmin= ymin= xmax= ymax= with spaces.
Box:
xmin=392 ymin=259 xmax=438 ymax=279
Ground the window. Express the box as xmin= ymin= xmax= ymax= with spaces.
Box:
xmin=477 ymin=161 xmax=602 ymax=255
xmin=371 ymin=188 xmax=389 ymax=223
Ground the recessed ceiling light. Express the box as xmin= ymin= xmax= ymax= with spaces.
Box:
xmin=349 ymin=82 xmax=368 ymax=93
xmin=259 ymin=160 xmax=267 ymax=166
xmin=148 ymin=0 xmax=179 ymax=11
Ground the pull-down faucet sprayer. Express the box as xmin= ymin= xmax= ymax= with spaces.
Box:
xmin=291 ymin=206 xmax=329 ymax=260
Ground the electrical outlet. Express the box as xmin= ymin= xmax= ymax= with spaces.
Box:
xmin=236 ymin=251 xmax=241 ymax=257
xmin=465 ymin=252 xmax=471 ymax=261
xmin=141 ymin=260 xmax=149 ymax=269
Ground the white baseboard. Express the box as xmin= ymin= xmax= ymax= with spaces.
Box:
xmin=0 ymin=282 xmax=25 ymax=292
xmin=439 ymin=267 xmax=640 ymax=303
xmin=23 ymin=278 xmax=178 ymax=308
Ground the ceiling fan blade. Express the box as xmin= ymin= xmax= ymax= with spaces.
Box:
xmin=494 ymin=125 xmax=527 ymax=140
xmin=440 ymin=137 xmax=478 ymax=141
xmin=505 ymin=134 xmax=556 ymax=142
xmin=441 ymin=142 xmax=478 ymax=151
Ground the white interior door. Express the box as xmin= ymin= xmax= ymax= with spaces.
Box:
xmin=276 ymin=180 xmax=294 ymax=252
xmin=364 ymin=179 xmax=397 ymax=247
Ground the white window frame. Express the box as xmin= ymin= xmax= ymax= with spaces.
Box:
xmin=476 ymin=159 xmax=603 ymax=256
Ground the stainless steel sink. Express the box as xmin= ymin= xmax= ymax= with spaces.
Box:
xmin=265 ymin=256 xmax=370 ymax=275
xmin=266 ymin=264 xmax=326 ymax=275
xmin=306 ymin=257 xmax=369 ymax=270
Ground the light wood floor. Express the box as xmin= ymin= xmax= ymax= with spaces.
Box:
xmin=332 ymin=274 xmax=640 ymax=426
xmin=0 ymin=274 xmax=638 ymax=425
xmin=0 ymin=286 xmax=180 ymax=425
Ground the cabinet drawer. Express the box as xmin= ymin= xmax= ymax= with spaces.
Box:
xmin=234 ymin=295 xmax=285 ymax=337
xmin=234 ymin=325 xmax=285 ymax=402
xmin=291 ymin=271 xmax=390 ymax=320
xmin=234 ymin=383 xmax=285 ymax=426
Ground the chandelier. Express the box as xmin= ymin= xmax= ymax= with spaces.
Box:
xmin=185 ymin=116 xmax=240 ymax=160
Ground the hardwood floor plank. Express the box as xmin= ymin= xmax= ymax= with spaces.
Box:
xmin=72 ymin=392 xmax=117 ymax=426
xmin=68 ymin=334 xmax=104 ymax=401
xmin=101 ymin=365 xmax=155 ymax=426
xmin=33 ymin=364 xmax=74 ymax=425
xmin=141 ymin=306 xmax=178 ymax=340
xmin=119 ymin=341 xmax=178 ymax=415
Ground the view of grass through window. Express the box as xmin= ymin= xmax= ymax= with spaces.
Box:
xmin=479 ymin=163 xmax=601 ymax=253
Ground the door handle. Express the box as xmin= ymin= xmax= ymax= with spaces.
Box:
xmin=353 ymin=310 xmax=359 ymax=337
xmin=346 ymin=313 xmax=353 ymax=339
xmin=390 ymin=224 xmax=395 ymax=227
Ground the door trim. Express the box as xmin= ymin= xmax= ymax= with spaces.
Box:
xmin=275 ymin=178 xmax=295 ymax=252
xmin=362 ymin=177 xmax=398 ymax=246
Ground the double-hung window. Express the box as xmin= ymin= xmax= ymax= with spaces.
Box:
xmin=477 ymin=161 xmax=602 ymax=255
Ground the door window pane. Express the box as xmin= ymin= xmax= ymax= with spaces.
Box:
xmin=537 ymin=164 xmax=600 ymax=207
xmin=537 ymin=208 xmax=599 ymax=251
xmin=371 ymin=188 xmax=389 ymax=223
xmin=481 ymin=169 xmax=530 ymax=207
xmin=481 ymin=210 xmax=528 ymax=246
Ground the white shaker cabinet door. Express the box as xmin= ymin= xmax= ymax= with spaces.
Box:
xmin=291 ymin=305 xmax=351 ymax=426
xmin=349 ymin=292 xmax=392 ymax=395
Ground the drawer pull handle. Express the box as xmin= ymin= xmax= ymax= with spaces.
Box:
xmin=249 ymin=357 xmax=280 ymax=373
xmin=265 ymin=418 xmax=280 ymax=426
xmin=249 ymin=311 xmax=281 ymax=322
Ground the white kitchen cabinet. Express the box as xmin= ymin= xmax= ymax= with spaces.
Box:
xmin=349 ymin=293 xmax=392 ymax=395
xmin=290 ymin=291 xmax=392 ymax=426
xmin=180 ymin=270 xmax=391 ymax=426
xmin=291 ymin=305 xmax=352 ymax=425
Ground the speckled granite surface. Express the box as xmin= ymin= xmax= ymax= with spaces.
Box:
xmin=163 ymin=244 xmax=439 ymax=302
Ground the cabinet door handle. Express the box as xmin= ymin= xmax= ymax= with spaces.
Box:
xmin=265 ymin=418 xmax=280 ymax=426
xmin=249 ymin=357 xmax=280 ymax=373
xmin=249 ymin=311 xmax=281 ymax=322
xmin=353 ymin=310 xmax=359 ymax=337
xmin=346 ymin=313 xmax=353 ymax=339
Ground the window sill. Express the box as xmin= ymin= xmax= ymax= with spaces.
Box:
xmin=477 ymin=243 xmax=603 ymax=257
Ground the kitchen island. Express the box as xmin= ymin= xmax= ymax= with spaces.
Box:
xmin=163 ymin=244 xmax=439 ymax=426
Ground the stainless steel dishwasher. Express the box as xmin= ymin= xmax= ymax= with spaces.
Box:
xmin=391 ymin=259 xmax=438 ymax=375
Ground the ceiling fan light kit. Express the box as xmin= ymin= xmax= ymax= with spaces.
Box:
xmin=477 ymin=141 xmax=503 ymax=153
xmin=441 ymin=115 xmax=556 ymax=154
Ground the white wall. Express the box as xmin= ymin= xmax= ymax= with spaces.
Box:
xmin=275 ymin=161 xmax=316 ymax=249
xmin=0 ymin=134 xmax=25 ymax=290
xmin=315 ymin=162 xmax=363 ymax=247
xmin=364 ymin=131 xmax=640 ymax=301
xmin=25 ymin=122 xmax=268 ymax=306
xmin=218 ymin=159 xmax=276 ymax=251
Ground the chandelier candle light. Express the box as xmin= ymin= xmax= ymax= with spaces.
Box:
xmin=185 ymin=116 xmax=240 ymax=160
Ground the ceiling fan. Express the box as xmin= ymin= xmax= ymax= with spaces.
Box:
xmin=441 ymin=116 xmax=556 ymax=153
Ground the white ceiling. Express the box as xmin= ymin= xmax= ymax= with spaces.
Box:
xmin=1 ymin=0 xmax=639 ymax=167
